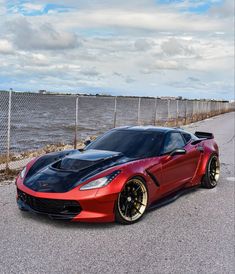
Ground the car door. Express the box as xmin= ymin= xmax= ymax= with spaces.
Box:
xmin=181 ymin=132 xmax=202 ymax=181
xmin=149 ymin=131 xmax=200 ymax=195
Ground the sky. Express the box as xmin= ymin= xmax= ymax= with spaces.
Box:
xmin=0 ymin=0 xmax=234 ymax=99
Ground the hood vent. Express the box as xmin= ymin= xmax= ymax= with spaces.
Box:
xmin=52 ymin=158 xmax=100 ymax=171
xmin=51 ymin=149 xmax=123 ymax=172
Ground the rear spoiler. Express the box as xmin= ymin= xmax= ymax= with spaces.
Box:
xmin=194 ymin=131 xmax=214 ymax=139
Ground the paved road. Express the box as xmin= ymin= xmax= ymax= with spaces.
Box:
xmin=0 ymin=112 xmax=234 ymax=274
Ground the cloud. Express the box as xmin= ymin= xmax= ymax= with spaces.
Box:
xmin=22 ymin=3 xmax=44 ymax=13
xmin=7 ymin=1 xmax=72 ymax=16
xmin=0 ymin=0 xmax=6 ymax=15
xmin=135 ymin=39 xmax=153 ymax=51
xmin=19 ymin=52 xmax=50 ymax=67
xmin=7 ymin=17 xmax=78 ymax=50
xmin=80 ymin=67 xmax=101 ymax=77
xmin=0 ymin=39 xmax=14 ymax=54
xmin=161 ymin=38 xmax=195 ymax=56
xmin=210 ymin=0 xmax=234 ymax=17
xmin=187 ymin=77 xmax=201 ymax=82
xmin=141 ymin=60 xmax=183 ymax=74
xmin=50 ymin=9 xmax=226 ymax=33
xmin=169 ymin=77 xmax=234 ymax=96
xmin=0 ymin=0 xmax=234 ymax=99
xmin=125 ymin=76 xmax=136 ymax=83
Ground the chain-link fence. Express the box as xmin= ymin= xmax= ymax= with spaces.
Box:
xmin=0 ymin=90 xmax=234 ymax=171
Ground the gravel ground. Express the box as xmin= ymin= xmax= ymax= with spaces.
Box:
xmin=0 ymin=112 xmax=234 ymax=274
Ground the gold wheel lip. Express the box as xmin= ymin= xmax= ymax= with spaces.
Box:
xmin=118 ymin=178 xmax=148 ymax=222
xmin=209 ymin=156 xmax=220 ymax=184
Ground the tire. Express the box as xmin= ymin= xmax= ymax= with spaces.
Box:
xmin=19 ymin=207 xmax=28 ymax=212
xmin=201 ymin=154 xmax=220 ymax=189
xmin=115 ymin=177 xmax=148 ymax=225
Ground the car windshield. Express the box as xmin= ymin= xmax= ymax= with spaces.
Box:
xmin=86 ymin=130 xmax=164 ymax=158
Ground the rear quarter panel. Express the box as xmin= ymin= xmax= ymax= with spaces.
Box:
xmin=194 ymin=139 xmax=219 ymax=183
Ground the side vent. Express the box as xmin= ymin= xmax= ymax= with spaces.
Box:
xmin=146 ymin=170 xmax=160 ymax=187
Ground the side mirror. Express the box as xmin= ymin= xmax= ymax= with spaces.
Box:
xmin=170 ymin=148 xmax=186 ymax=157
xmin=84 ymin=140 xmax=91 ymax=146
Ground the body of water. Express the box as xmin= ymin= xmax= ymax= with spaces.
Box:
xmin=0 ymin=92 xmax=197 ymax=154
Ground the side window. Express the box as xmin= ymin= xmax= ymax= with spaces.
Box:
xmin=182 ymin=133 xmax=191 ymax=143
xmin=162 ymin=132 xmax=185 ymax=154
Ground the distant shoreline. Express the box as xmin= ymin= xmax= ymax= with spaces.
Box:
xmin=0 ymin=90 xmax=231 ymax=102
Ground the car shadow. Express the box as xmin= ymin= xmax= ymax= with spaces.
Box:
xmin=18 ymin=186 xmax=202 ymax=229
xmin=19 ymin=210 xmax=117 ymax=229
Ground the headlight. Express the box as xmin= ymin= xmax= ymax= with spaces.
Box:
xmin=20 ymin=167 xmax=27 ymax=179
xmin=80 ymin=170 xmax=121 ymax=190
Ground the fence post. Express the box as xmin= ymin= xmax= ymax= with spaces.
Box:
xmin=192 ymin=100 xmax=195 ymax=122
xmin=176 ymin=100 xmax=179 ymax=126
xmin=113 ymin=96 xmax=117 ymax=128
xmin=205 ymin=101 xmax=207 ymax=118
xmin=154 ymin=98 xmax=157 ymax=126
xmin=137 ymin=97 xmax=141 ymax=125
xmin=196 ymin=100 xmax=199 ymax=121
xmin=202 ymin=101 xmax=205 ymax=119
xmin=209 ymin=101 xmax=212 ymax=117
xmin=74 ymin=96 xmax=79 ymax=149
xmin=167 ymin=100 xmax=170 ymax=124
xmin=6 ymin=89 xmax=12 ymax=172
xmin=184 ymin=100 xmax=187 ymax=125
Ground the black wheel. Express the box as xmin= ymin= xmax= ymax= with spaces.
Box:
xmin=201 ymin=154 xmax=220 ymax=189
xmin=19 ymin=207 xmax=28 ymax=212
xmin=115 ymin=177 xmax=148 ymax=224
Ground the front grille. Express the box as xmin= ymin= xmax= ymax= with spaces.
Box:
xmin=17 ymin=188 xmax=81 ymax=217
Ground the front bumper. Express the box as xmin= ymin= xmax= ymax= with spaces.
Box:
xmin=17 ymin=188 xmax=82 ymax=220
xmin=16 ymin=184 xmax=117 ymax=223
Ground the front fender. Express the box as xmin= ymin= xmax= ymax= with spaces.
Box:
xmin=95 ymin=158 xmax=161 ymax=207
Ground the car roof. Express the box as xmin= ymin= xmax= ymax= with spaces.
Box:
xmin=113 ymin=125 xmax=187 ymax=134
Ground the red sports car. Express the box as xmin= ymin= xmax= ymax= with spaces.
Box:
xmin=16 ymin=126 xmax=220 ymax=224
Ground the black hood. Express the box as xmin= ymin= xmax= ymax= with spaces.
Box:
xmin=24 ymin=149 xmax=129 ymax=193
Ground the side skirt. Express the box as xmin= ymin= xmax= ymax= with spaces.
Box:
xmin=148 ymin=186 xmax=200 ymax=211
